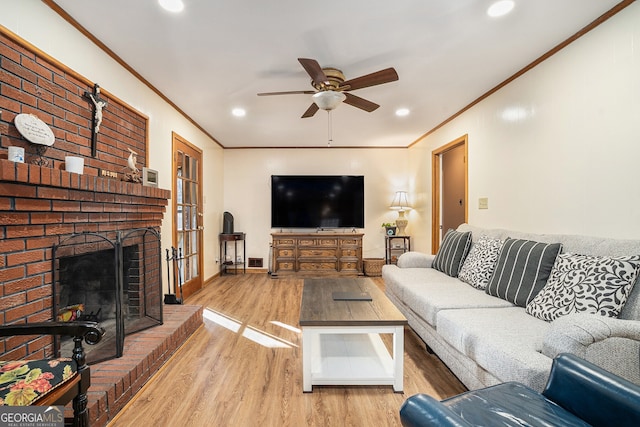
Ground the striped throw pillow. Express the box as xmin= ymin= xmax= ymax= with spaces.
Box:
xmin=485 ymin=238 xmax=562 ymax=307
xmin=432 ymin=229 xmax=472 ymax=277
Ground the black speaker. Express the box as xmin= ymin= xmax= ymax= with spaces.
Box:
xmin=223 ymin=211 xmax=234 ymax=234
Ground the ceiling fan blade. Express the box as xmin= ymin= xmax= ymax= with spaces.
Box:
xmin=298 ymin=58 xmax=329 ymax=87
xmin=258 ymin=90 xmax=315 ymax=96
xmin=341 ymin=67 xmax=398 ymax=91
xmin=343 ymin=93 xmax=379 ymax=112
xmin=301 ymin=103 xmax=319 ymax=118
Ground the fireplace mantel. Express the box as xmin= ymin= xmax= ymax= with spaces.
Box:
xmin=0 ymin=159 xmax=170 ymax=201
xmin=0 ymin=158 xmax=170 ymax=360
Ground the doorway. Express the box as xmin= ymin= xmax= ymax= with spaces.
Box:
xmin=172 ymin=132 xmax=204 ymax=299
xmin=432 ymin=135 xmax=468 ymax=253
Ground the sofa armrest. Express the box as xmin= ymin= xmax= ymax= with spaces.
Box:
xmin=543 ymin=353 xmax=640 ymax=427
xmin=399 ymin=394 xmax=473 ymax=427
xmin=397 ymin=252 xmax=436 ymax=268
xmin=542 ymin=314 xmax=640 ymax=384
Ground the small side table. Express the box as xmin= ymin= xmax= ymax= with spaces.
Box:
xmin=385 ymin=235 xmax=411 ymax=264
xmin=219 ymin=232 xmax=246 ymax=275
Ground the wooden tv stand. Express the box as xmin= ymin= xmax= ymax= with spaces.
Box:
xmin=271 ymin=232 xmax=363 ymax=276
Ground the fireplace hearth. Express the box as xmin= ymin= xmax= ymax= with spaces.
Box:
xmin=53 ymin=228 xmax=163 ymax=364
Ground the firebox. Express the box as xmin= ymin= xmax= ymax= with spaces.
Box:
xmin=52 ymin=228 xmax=163 ymax=364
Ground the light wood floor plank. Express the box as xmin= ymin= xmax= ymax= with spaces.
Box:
xmin=108 ymin=274 xmax=466 ymax=426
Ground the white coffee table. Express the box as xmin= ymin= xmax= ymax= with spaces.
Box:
xmin=299 ymin=277 xmax=407 ymax=392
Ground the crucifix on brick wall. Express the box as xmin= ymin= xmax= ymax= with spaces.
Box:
xmin=84 ymin=83 xmax=107 ymax=157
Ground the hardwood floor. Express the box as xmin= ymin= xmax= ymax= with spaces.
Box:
xmin=108 ymin=274 xmax=466 ymax=427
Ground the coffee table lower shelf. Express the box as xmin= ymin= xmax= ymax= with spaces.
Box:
xmin=302 ymin=325 xmax=404 ymax=392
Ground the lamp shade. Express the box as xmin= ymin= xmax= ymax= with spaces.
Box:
xmin=390 ymin=191 xmax=410 ymax=211
xmin=313 ymin=91 xmax=346 ymax=111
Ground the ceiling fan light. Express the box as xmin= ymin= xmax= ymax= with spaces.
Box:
xmin=312 ymin=91 xmax=346 ymax=111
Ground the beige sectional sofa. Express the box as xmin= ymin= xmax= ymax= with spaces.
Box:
xmin=382 ymin=224 xmax=640 ymax=391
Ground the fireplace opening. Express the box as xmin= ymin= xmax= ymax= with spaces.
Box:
xmin=53 ymin=228 xmax=163 ymax=364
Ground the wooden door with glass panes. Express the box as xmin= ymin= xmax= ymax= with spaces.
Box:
xmin=172 ymin=133 xmax=203 ymax=299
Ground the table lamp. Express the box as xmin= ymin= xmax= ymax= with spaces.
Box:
xmin=390 ymin=191 xmax=411 ymax=236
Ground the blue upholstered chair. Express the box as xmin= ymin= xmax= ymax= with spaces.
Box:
xmin=400 ymin=353 xmax=640 ymax=427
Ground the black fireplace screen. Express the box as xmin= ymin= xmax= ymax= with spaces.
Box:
xmin=52 ymin=228 xmax=163 ymax=364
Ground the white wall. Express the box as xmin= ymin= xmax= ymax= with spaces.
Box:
xmin=409 ymin=2 xmax=640 ymax=245
xmin=222 ymin=148 xmax=410 ymax=264
xmin=1 ymin=2 xmax=224 ymax=287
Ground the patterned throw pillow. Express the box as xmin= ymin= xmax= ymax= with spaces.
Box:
xmin=432 ymin=229 xmax=472 ymax=278
xmin=485 ymin=238 xmax=562 ymax=307
xmin=526 ymin=253 xmax=640 ymax=321
xmin=458 ymin=236 xmax=505 ymax=290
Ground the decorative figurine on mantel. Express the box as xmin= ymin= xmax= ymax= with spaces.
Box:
xmin=122 ymin=148 xmax=142 ymax=183
xmin=84 ymin=83 xmax=107 ymax=158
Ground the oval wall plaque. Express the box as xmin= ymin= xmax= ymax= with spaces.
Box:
xmin=14 ymin=113 xmax=55 ymax=146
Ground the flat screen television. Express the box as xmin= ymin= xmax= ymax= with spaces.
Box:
xmin=271 ymin=175 xmax=364 ymax=229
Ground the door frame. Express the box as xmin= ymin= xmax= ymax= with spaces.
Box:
xmin=431 ymin=134 xmax=468 ymax=254
xmin=171 ymin=132 xmax=204 ymax=299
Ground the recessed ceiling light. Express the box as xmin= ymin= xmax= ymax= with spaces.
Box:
xmin=487 ymin=1 xmax=514 ymax=18
xmin=395 ymin=108 xmax=410 ymax=117
xmin=158 ymin=0 xmax=184 ymax=13
xmin=232 ymin=108 xmax=246 ymax=117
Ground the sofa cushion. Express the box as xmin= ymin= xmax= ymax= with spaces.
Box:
xmin=486 ymin=238 xmax=562 ymax=307
xmin=526 ymin=253 xmax=640 ymax=321
xmin=382 ymin=265 xmax=441 ymax=302
xmin=393 ymin=268 xmax=514 ymax=326
xmin=436 ymin=307 xmax=552 ymax=390
xmin=432 ymin=229 xmax=472 ymax=278
xmin=459 ymin=236 xmax=505 ymax=290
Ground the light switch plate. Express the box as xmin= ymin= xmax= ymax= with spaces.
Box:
xmin=478 ymin=197 xmax=489 ymax=209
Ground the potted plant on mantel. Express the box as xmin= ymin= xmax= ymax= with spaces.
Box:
xmin=382 ymin=222 xmax=397 ymax=236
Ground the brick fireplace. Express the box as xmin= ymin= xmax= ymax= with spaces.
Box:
xmin=0 ymin=28 xmax=203 ymax=425
xmin=0 ymin=158 xmax=170 ymax=360
xmin=0 ymin=160 xmax=206 ymax=426
xmin=0 ymin=27 xmax=172 ymax=361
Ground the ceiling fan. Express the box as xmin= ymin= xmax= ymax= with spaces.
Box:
xmin=258 ymin=58 xmax=399 ymax=118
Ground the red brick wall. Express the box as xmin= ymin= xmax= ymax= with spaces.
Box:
xmin=0 ymin=31 xmax=148 ymax=174
xmin=0 ymin=30 xmax=169 ymax=360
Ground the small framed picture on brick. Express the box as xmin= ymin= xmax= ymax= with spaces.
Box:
xmin=142 ymin=167 xmax=158 ymax=187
